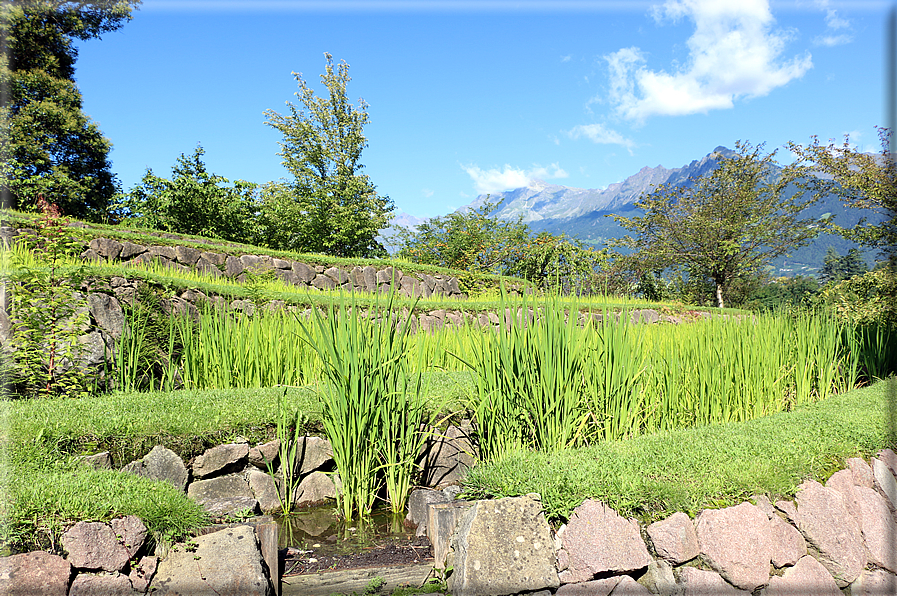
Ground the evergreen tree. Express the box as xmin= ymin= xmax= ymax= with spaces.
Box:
xmin=0 ymin=0 xmax=140 ymax=220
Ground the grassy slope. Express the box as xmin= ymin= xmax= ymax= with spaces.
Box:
xmin=462 ymin=378 xmax=896 ymax=524
xmin=2 ymin=376 xmax=893 ymax=552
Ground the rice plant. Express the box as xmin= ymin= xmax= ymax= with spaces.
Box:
xmin=297 ymin=294 xmax=428 ymax=519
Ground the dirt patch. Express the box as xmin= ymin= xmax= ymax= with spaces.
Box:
xmin=282 ymin=535 xmax=433 ymax=576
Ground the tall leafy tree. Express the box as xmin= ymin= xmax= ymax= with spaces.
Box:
xmin=788 ymin=127 xmax=896 ymax=259
xmin=115 ymin=145 xmax=259 ymax=243
xmin=264 ymin=53 xmax=393 ymax=258
xmin=0 ymin=0 xmax=140 ymax=220
xmin=613 ymin=142 xmax=821 ymax=309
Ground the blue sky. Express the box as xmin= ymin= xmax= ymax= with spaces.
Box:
xmin=73 ymin=0 xmax=892 ymax=219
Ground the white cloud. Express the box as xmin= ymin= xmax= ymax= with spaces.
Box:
xmin=561 ymin=55 xmax=572 ymax=62
xmin=422 ymin=188 xmax=434 ymax=198
xmin=606 ymin=0 xmax=812 ymax=122
xmin=813 ymin=4 xmax=852 ymax=46
xmin=463 ymin=163 xmax=568 ymax=195
xmin=567 ymin=123 xmax=635 ymax=154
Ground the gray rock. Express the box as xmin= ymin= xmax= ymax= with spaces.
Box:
xmin=323 ymin=266 xmax=348 ymax=284
xmin=677 ymin=567 xmax=750 ymax=596
xmin=631 ymin=309 xmax=660 ymax=324
xmin=853 ymin=485 xmax=897 ymax=572
xmin=609 ymin=575 xmax=653 ymax=595
xmin=192 ymin=443 xmax=249 ymax=479
xmin=272 ymin=257 xmax=292 ymax=269
xmin=68 ymin=572 xmax=135 ymax=595
xmin=849 ymin=568 xmax=897 ymax=596
xmin=556 ymin=577 xmax=620 ymax=596
xmin=872 ymin=457 xmax=897 ymax=511
xmin=405 ymin=488 xmax=450 ymax=536
xmin=122 ymin=445 xmax=188 ymax=491
xmin=62 ymin=521 xmax=131 ymax=572
xmin=225 ymin=254 xmax=244 ymax=276
xmin=248 ymin=440 xmax=280 ymax=469
xmin=110 ymin=515 xmax=147 ymax=559
xmin=246 ymin=468 xmax=283 ymax=515
xmin=774 ymin=499 xmax=797 ymax=524
xmin=768 ymin=513 xmax=806 ymax=568
xmin=241 ymin=254 xmax=271 ymax=270
xmin=200 ymin=251 xmax=226 ymax=266
xmin=429 ymin=500 xmax=476 ymax=570
xmin=81 ymin=247 xmax=103 ymax=261
xmin=129 ymin=555 xmax=158 ymax=593
xmin=695 ymin=502 xmax=773 ymax=592
xmin=188 ymin=474 xmax=254 ymax=507
xmin=877 ymin=448 xmax=897 ymax=477
xmin=557 ymin=499 xmax=651 ymax=584
xmin=292 ymin=261 xmax=316 ymax=283
xmin=793 ymin=479 xmax=865 ymax=587
xmin=149 ymin=245 xmax=176 ymax=260
xmin=292 ymin=471 xmax=337 ymax=507
xmin=89 ymin=237 xmax=124 ymax=259
xmin=646 ymin=511 xmax=699 ymax=564
xmin=174 ymin=245 xmax=201 ymax=265
xmin=0 ymin=551 xmax=72 ymax=596
xmin=79 ymin=451 xmax=113 ymax=470
xmin=119 ymin=241 xmax=146 ymax=259
xmin=194 ymin=255 xmax=221 ymax=276
xmin=363 ymin=265 xmax=378 ymax=291
xmin=88 ymin=293 xmax=124 ymax=339
xmin=761 ymin=555 xmax=841 ymax=596
xmin=203 ymin=496 xmax=261 ymax=518
xmin=847 ymin=457 xmax=875 ymax=489
xmin=311 ymin=274 xmax=336 ymax=290
xmin=292 ymin=436 xmax=333 ymax=475
xmin=150 ymin=525 xmax=272 ymax=596
xmin=637 ymin=559 xmax=683 ymax=596
xmin=417 ymin=425 xmax=475 ymax=488
xmin=448 ymin=495 xmax=558 ymax=596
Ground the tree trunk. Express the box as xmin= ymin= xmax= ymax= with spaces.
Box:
xmin=716 ymin=283 xmax=725 ymax=309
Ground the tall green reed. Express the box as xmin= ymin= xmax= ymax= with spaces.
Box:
xmin=297 ymin=295 xmax=428 ymax=519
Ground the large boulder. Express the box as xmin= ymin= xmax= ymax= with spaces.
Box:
xmin=150 ymin=525 xmax=272 ymax=595
xmin=192 ymin=443 xmax=249 ymax=479
xmin=695 ymin=501 xmax=773 ymax=592
xmin=792 ymin=479 xmax=865 ymax=587
xmin=62 ymin=521 xmax=131 ymax=572
xmin=110 ymin=515 xmax=148 ymax=559
xmin=761 ymin=555 xmax=841 ymax=596
xmin=557 ymin=499 xmax=652 ymax=584
xmin=849 ymin=568 xmax=897 ymax=596
xmin=121 ymin=445 xmax=188 ymax=491
xmin=852 ymin=485 xmax=897 ymax=572
xmin=0 ymin=551 xmax=72 ymax=596
xmin=248 ymin=440 xmax=280 ymax=470
xmin=405 ymin=488 xmax=450 ymax=537
xmin=246 ymin=468 xmax=283 ymax=515
xmin=88 ymin=293 xmax=125 ymax=339
xmin=646 ymin=511 xmax=699 ymax=564
xmin=68 ymin=572 xmax=135 ymax=595
xmin=188 ymin=474 xmax=257 ymax=516
xmin=676 ymin=567 xmax=750 ymax=596
xmin=448 ymin=495 xmax=558 ymax=596
xmin=417 ymin=425 xmax=475 ymax=489
xmin=292 ymin=471 xmax=337 ymax=507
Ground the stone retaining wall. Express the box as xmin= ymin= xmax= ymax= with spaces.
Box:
xmin=81 ymin=236 xmax=468 ymax=299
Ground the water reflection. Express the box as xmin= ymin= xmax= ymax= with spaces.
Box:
xmin=276 ymin=505 xmax=415 ymax=556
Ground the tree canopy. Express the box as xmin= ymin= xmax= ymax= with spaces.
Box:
xmin=788 ymin=127 xmax=896 ymax=259
xmin=114 ymin=145 xmax=259 ymax=243
xmin=0 ymin=0 xmax=140 ymax=220
xmin=264 ymin=53 xmax=393 ymax=258
xmin=612 ymin=142 xmax=821 ymax=309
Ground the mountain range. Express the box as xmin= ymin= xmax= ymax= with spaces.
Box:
xmin=389 ymin=147 xmax=885 ymax=276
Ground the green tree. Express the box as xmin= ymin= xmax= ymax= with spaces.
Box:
xmin=613 ymin=141 xmax=821 ymax=309
xmin=395 ymin=199 xmax=532 ymax=274
xmin=819 ymin=247 xmax=868 ymax=285
xmin=507 ymin=232 xmax=608 ymax=294
xmin=115 ymin=145 xmax=259 ymax=243
xmin=264 ymin=53 xmax=393 ymax=258
xmin=0 ymin=0 xmax=140 ymax=220
xmin=788 ymin=127 xmax=896 ymax=258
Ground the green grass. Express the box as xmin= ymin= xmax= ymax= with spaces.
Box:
xmin=461 ymin=377 xmax=896 ymax=525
